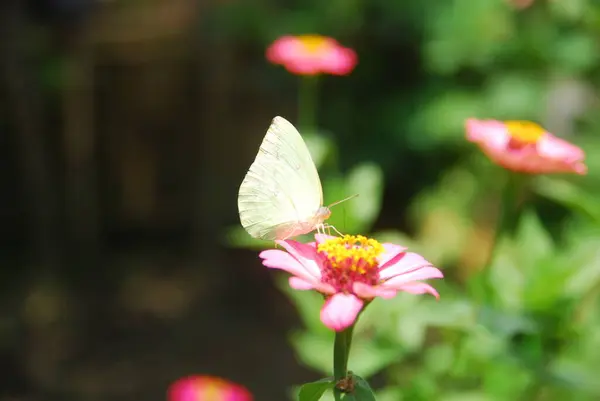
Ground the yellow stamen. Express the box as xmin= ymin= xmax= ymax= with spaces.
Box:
xmin=203 ymin=380 xmax=225 ymax=398
xmin=317 ymin=235 xmax=383 ymax=274
xmin=504 ymin=120 xmax=545 ymax=144
xmin=297 ymin=35 xmax=329 ymax=53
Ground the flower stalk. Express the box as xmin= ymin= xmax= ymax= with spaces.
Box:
xmin=486 ymin=171 xmax=531 ymax=268
xmin=298 ymin=75 xmax=319 ymax=134
xmin=333 ymin=324 xmax=355 ymax=400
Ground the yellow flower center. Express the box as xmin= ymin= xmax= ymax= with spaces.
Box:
xmin=504 ymin=120 xmax=545 ymax=144
xmin=297 ymin=35 xmax=329 ymax=54
xmin=201 ymin=379 xmax=226 ymax=399
xmin=317 ymin=235 xmax=384 ymax=291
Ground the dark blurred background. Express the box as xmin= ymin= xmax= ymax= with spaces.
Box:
xmin=1 ymin=0 xmax=600 ymax=400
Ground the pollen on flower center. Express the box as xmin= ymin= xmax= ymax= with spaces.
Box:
xmin=504 ymin=120 xmax=545 ymax=144
xmin=317 ymin=235 xmax=384 ymax=291
xmin=297 ymin=35 xmax=329 ymax=53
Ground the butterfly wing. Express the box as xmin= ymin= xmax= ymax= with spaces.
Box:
xmin=237 ymin=116 xmax=323 ymax=240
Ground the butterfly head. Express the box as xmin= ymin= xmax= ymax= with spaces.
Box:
xmin=315 ymin=206 xmax=332 ymax=223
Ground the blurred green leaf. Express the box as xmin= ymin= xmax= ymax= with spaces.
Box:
xmin=532 ymin=177 xmax=600 ymax=224
xmin=348 ymin=339 xmax=405 ymax=379
xmin=488 ymin=241 xmax=525 ymax=310
xmin=375 ymin=387 xmax=404 ymax=401
xmin=553 ymin=32 xmax=599 ymax=74
xmin=515 ymin=210 xmax=554 ymax=269
xmin=439 ymin=392 xmax=493 ymax=401
xmin=409 ymin=91 xmax=482 ymax=149
xmin=424 ymin=344 xmax=455 ymax=375
xmin=298 ymin=378 xmax=335 ymax=401
xmin=291 ymin=331 xmax=334 ymax=375
xmin=549 ymin=0 xmax=589 ymax=21
xmin=477 ymin=306 xmax=538 ymax=337
xmin=484 ymin=74 xmax=546 ymax=119
xmin=483 ymin=360 xmax=532 ymax=399
xmin=344 ymin=162 xmax=384 ymax=232
xmin=305 ymin=131 xmax=336 ymax=170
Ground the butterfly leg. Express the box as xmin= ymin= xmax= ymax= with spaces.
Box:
xmin=324 ymin=224 xmax=344 ymax=237
xmin=316 ymin=223 xmax=326 ymax=236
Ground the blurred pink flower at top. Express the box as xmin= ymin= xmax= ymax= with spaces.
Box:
xmin=465 ymin=118 xmax=587 ymax=175
xmin=266 ymin=35 xmax=357 ymax=76
xmin=168 ymin=375 xmax=253 ymax=401
xmin=260 ymin=234 xmax=443 ymax=332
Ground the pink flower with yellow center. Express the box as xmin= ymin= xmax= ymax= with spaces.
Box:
xmin=465 ymin=118 xmax=587 ymax=175
xmin=260 ymin=234 xmax=443 ymax=331
xmin=168 ymin=375 xmax=253 ymax=401
xmin=266 ymin=35 xmax=357 ymax=76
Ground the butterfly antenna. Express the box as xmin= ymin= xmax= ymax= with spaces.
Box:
xmin=328 ymin=194 xmax=359 ymax=209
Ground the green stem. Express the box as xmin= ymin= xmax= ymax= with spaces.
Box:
xmin=333 ymin=325 xmax=355 ymax=401
xmin=298 ymin=75 xmax=319 ymax=133
xmin=485 ymin=171 xmax=530 ymax=269
xmin=470 ymin=171 xmax=531 ymax=304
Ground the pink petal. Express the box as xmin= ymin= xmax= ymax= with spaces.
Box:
xmin=465 ymin=118 xmax=510 ymax=147
xmin=289 ymin=276 xmax=316 ymax=290
xmin=275 ymin=240 xmax=322 ymax=278
xmin=383 ymin=266 xmax=444 ymax=288
xmin=320 ymin=293 xmax=363 ymax=331
xmin=315 ymin=234 xmax=337 ymax=244
xmin=353 ymin=282 xmax=397 ymax=299
xmin=378 ymin=243 xmax=408 ymax=268
xmin=168 ymin=375 xmax=253 ymax=401
xmin=321 ymin=47 xmax=357 ymax=75
xmin=289 ymin=276 xmax=336 ymax=294
xmin=379 ymin=252 xmax=434 ymax=279
xmin=266 ymin=36 xmax=301 ymax=64
xmin=395 ymin=282 xmax=440 ymax=299
xmin=536 ymin=134 xmax=587 ymax=174
xmin=259 ymin=249 xmax=321 ymax=285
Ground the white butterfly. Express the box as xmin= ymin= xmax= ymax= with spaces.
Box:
xmin=237 ymin=116 xmax=354 ymax=241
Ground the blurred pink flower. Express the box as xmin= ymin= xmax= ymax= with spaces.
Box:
xmin=266 ymin=35 xmax=357 ymax=76
xmin=465 ymin=118 xmax=587 ymax=175
xmin=260 ymin=235 xmax=443 ymax=331
xmin=168 ymin=375 xmax=253 ymax=401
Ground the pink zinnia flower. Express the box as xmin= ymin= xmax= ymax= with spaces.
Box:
xmin=465 ymin=118 xmax=587 ymax=175
xmin=260 ymin=234 xmax=443 ymax=332
xmin=266 ymin=35 xmax=357 ymax=76
xmin=168 ymin=375 xmax=253 ymax=401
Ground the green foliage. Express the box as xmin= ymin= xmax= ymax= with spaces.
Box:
xmin=298 ymin=378 xmax=335 ymax=401
xmin=215 ymin=0 xmax=600 ymax=399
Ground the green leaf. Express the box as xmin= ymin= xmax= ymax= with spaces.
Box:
xmin=299 ymin=378 xmax=335 ymax=401
xmin=515 ymin=210 xmax=554 ymax=271
xmin=348 ymin=339 xmax=405 ymax=379
xmin=348 ymin=375 xmax=377 ymax=401
xmin=439 ymin=392 xmax=493 ymax=401
xmin=304 ymin=131 xmax=336 ymax=170
xmin=484 ymin=74 xmax=545 ymax=119
xmin=531 ymin=177 xmax=600 ymax=224
xmin=344 ymin=162 xmax=384 ymax=232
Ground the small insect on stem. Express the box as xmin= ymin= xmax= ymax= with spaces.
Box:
xmin=336 ymin=371 xmax=356 ymax=394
